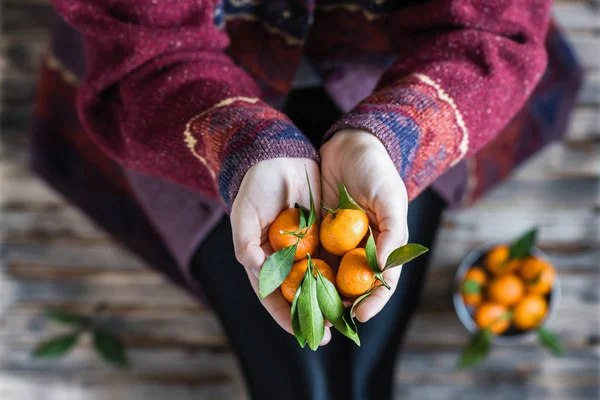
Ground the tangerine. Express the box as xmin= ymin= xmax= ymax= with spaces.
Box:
xmin=474 ymin=303 xmax=511 ymax=335
xmin=484 ymin=246 xmax=521 ymax=275
xmin=518 ymin=257 xmax=555 ymax=296
xmin=462 ymin=267 xmax=487 ymax=307
xmin=268 ymin=208 xmax=319 ymax=261
xmin=513 ymin=294 xmax=548 ymax=330
xmin=320 ymin=209 xmax=369 ymax=256
xmin=281 ymin=259 xmax=336 ymax=304
xmin=487 ymin=274 xmax=525 ymax=307
xmin=336 ymin=248 xmax=377 ymax=300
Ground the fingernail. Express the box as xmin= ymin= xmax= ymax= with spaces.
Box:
xmin=251 ymin=268 xmax=260 ymax=278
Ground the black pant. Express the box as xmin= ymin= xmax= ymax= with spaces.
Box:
xmin=190 ymin=88 xmax=446 ymax=399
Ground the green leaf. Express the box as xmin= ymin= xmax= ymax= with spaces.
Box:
xmin=342 ymin=307 xmax=357 ymax=333
xmin=315 ymin=270 xmax=344 ymax=322
xmin=259 ymin=242 xmax=298 ymax=299
xmin=383 ymin=244 xmax=429 ymax=271
xmin=93 ymin=329 xmax=128 ymax=368
xmin=296 ymin=203 xmax=308 ymax=231
xmin=314 ymin=269 xmax=360 ymax=345
xmin=340 ymin=307 xmax=360 ymax=345
xmin=337 ymin=183 xmax=365 ymax=212
xmin=509 ymin=228 xmax=538 ymax=259
xmin=32 ymin=333 xmax=79 ymax=358
xmin=297 ymin=267 xmax=325 ymax=351
xmin=305 ymin=169 xmax=317 ymax=229
xmin=462 ymin=280 xmax=482 ymax=294
xmin=290 ymin=284 xmax=306 ymax=348
xmin=457 ymin=329 xmax=493 ymax=368
xmin=538 ymin=327 xmax=563 ymax=356
xmin=364 ymin=228 xmax=380 ymax=274
xmin=332 ymin=308 xmax=361 ymax=346
xmin=44 ymin=310 xmax=90 ymax=326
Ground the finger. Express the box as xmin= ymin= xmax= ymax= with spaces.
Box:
xmin=356 ymin=182 xmax=408 ymax=322
xmin=231 ymin=200 xmax=266 ymax=271
xmin=354 ymin=267 xmax=401 ymax=322
xmin=246 ymin=268 xmax=294 ymax=334
xmin=320 ymin=326 xmax=332 ymax=346
xmin=373 ymin=188 xmax=409 ymax=268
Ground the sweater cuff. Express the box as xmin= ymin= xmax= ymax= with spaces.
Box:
xmin=184 ymin=97 xmax=318 ymax=210
xmin=324 ymin=73 xmax=469 ymax=201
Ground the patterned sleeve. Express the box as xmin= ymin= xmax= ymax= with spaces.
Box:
xmin=325 ymin=0 xmax=552 ymax=201
xmin=52 ymin=0 xmax=317 ymax=210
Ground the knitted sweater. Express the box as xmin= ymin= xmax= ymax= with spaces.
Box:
xmin=52 ymin=0 xmax=555 ymax=210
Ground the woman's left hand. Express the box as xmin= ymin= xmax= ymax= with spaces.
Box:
xmin=320 ymin=129 xmax=409 ymax=322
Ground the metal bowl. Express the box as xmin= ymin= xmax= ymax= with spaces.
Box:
xmin=452 ymin=242 xmax=561 ymax=345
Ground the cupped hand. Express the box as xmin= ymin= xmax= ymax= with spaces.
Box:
xmin=320 ymin=129 xmax=409 ymax=322
xmin=230 ymin=158 xmax=331 ymax=345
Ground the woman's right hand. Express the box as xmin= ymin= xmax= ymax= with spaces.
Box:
xmin=230 ymin=158 xmax=331 ymax=345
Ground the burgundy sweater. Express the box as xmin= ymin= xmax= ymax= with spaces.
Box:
xmin=52 ymin=0 xmax=553 ymax=210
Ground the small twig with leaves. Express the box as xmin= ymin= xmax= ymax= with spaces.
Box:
xmin=32 ymin=304 xmax=129 ymax=368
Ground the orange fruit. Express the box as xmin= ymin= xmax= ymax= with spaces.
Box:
xmin=474 ymin=303 xmax=511 ymax=334
xmin=320 ymin=209 xmax=369 ymax=256
xmin=268 ymin=208 xmax=319 ymax=261
xmin=462 ymin=267 xmax=487 ymax=307
xmin=487 ymin=274 xmax=525 ymax=307
xmin=518 ymin=257 xmax=556 ymax=295
xmin=484 ymin=246 xmax=521 ymax=275
xmin=513 ymin=294 xmax=548 ymax=330
xmin=281 ymin=259 xmax=336 ymax=304
xmin=336 ymin=248 xmax=377 ymax=300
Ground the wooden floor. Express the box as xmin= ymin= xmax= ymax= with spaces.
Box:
xmin=1 ymin=1 xmax=599 ymax=399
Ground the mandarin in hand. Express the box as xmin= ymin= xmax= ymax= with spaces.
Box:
xmin=518 ymin=257 xmax=555 ymax=296
xmin=320 ymin=209 xmax=369 ymax=256
xmin=462 ymin=267 xmax=487 ymax=307
xmin=474 ymin=303 xmax=511 ymax=334
xmin=336 ymin=248 xmax=376 ymax=300
xmin=513 ymin=294 xmax=548 ymax=330
xmin=281 ymin=259 xmax=336 ymax=304
xmin=268 ymin=208 xmax=319 ymax=261
xmin=487 ymin=274 xmax=525 ymax=307
xmin=484 ymin=245 xmax=521 ymax=275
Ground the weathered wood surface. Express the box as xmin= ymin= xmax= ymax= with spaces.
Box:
xmin=1 ymin=0 xmax=599 ymax=399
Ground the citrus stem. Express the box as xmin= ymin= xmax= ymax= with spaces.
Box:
xmin=281 ymin=229 xmax=306 ymax=238
xmin=322 ymin=206 xmax=337 ymax=217
xmin=375 ymin=273 xmax=391 ymax=290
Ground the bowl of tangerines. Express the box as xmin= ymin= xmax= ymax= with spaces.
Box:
xmin=454 ymin=229 xmax=563 ymax=367
xmin=258 ymin=172 xmax=428 ymax=350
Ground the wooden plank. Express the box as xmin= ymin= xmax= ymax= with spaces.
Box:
xmin=579 ymin=71 xmax=600 ymax=105
xmin=508 ymin=142 xmax=600 ymax=181
xmin=1 ymin=241 xmax=147 ymax=270
xmin=397 ymin=346 xmax=600 ymax=376
xmin=0 ymin=374 xmax=244 ymax=400
xmin=478 ymin=177 xmax=600 ymax=207
xmin=565 ymin=107 xmax=600 ymax=141
xmin=565 ymin=34 xmax=600 ymax=70
xmin=0 ymin=343 xmax=240 ymax=380
xmin=436 ymin=208 xmax=599 ymax=246
xmin=0 ymin=308 xmax=224 ymax=347
xmin=0 ymin=274 xmax=198 ymax=308
xmin=1 ymin=205 xmax=111 ymax=241
xmin=0 ymin=3 xmax=53 ymax=34
xmin=554 ymin=2 xmax=600 ymax=31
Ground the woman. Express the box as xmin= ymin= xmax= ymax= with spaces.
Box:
xmin=34 ymin=0 xmax=581 ymax=398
